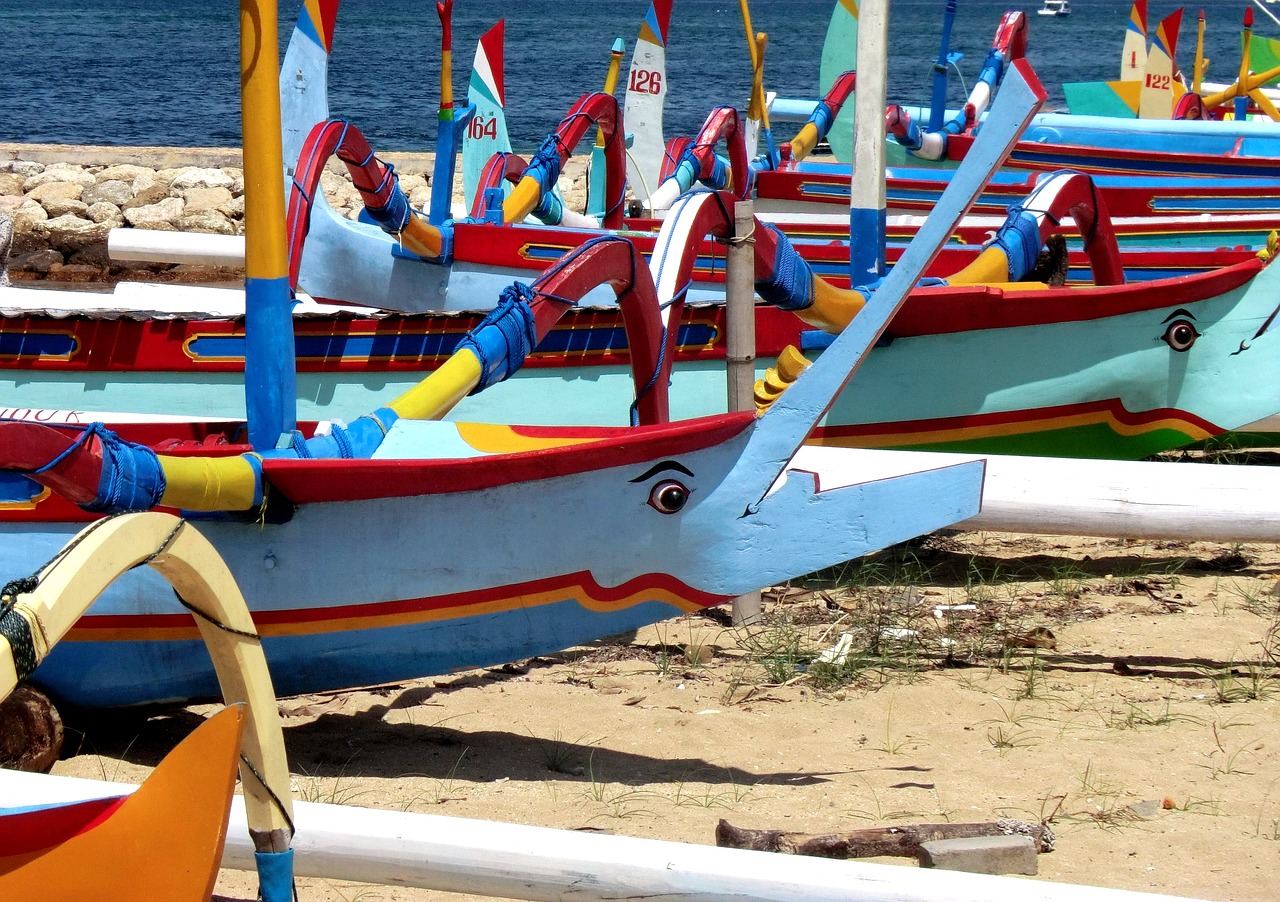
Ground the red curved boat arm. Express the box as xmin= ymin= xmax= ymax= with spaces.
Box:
xmin=286 ymin=118 xmax=411 ymax=289
xmin=0 ymin=422 xmax=104 ymax=505
xmin=506 ymin=92 xmax=627 ymax=228
xmin=659 ymin=135 xmax=694 ymax=183
xmin=1034 ymin=172 xmax=1125 ymax=286
xmin=469 ymin=152 xmax=529 ymax=219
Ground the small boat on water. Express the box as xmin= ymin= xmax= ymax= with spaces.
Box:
xmin=1037 ymin=0 xmax=1071 ymax=17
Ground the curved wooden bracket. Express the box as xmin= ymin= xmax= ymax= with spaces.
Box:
xmin=0 ymin=513 xmax=292 ymax=849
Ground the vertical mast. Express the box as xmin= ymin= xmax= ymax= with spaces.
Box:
xmin=848 ymin=0 xmax=887 ymax=284
xmin=928 ymin=0 xmax=958 ymax=131
xmin=242 ymin=0 xmax=297 ymax=450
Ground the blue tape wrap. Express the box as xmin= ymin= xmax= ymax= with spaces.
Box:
xmin=809 ymin=100 xmax=835 ymax=138
xmin=702 ymin=154 xmax=730 ymax=190
xmin=254 ymin=849 xmax=295 ymax=902
xmin=897 ymin=115 xmax=924 ymax=152
xmin=456 ymin=283 xmax=538 ymax=391
xmin=261 ymin=408 xmax=400 ymax=463
xmin=992 ymin=208 xmax=1043 ymax=280
xmin=671 ymin=157 xmax=700 ymax=194
xmin=756 ymin=224 xmax=816 ymax=311
xmin=84 ymin=427 xmax=166 ymax=513
xmin=526 ymin=135 xmax=564 ymax=196
xmin=364 ymin=168 xmax=413 ymax=235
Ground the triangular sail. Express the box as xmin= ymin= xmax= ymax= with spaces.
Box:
xmin=1120 ymin=0 xmax=1148 ymax=81
xmin=1247 ymin=32 xmax=1280 ymax=85
xmin=819 ymin=0 xmax=859 ymax=162
xmin=623 ymin=0 xmax=674 ymax=208
xmin=1137 ymin=9 xmax=1184 ymax=118
xmin=462 ymin=21 xmax=513 ymax=214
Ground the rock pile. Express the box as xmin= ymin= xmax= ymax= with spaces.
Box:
xmin=2 ymin=159 xmax=251 ymax=282
xmin=0 ymin=152 xmax=590 ymax=285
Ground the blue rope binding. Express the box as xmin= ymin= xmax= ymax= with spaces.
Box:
xmin=755 ymin=224 xmax=816 ymax=311
xmin=456 ymin=283 xmax=538 ymax=391
xmin=992 ymin=207 xmax=1044 ymax=280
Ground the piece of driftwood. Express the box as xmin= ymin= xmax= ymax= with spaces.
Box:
xmin=715 ymin=818 xmax=1055 ymax=859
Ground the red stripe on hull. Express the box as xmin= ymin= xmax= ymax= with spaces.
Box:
xmin=67 ymin=568 xmax=728 ymax=639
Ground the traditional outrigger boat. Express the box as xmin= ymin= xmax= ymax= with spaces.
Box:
xmin=1064 ymin=2 xmax=1280 ymax=121
xmin=0 ymin=0 xmax=1063 ymax=712
xmin=877 ymin=4 xmax=1280 ymax=179
xmin=607 ymin=1 xmax=1280 ymax=223
xmin=3 ymin=0 xmax=1279 ymax=460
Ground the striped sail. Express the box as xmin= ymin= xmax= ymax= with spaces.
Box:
xmin=623 ymin=0 xmax=673 ymax=207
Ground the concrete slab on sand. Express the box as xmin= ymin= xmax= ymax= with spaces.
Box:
xmin=918 ymin=834 xmax=1039 ymax=876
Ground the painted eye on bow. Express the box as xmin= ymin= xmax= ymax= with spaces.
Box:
xmin=648 ymin=480 xmax=691 ymax=514
xmin=1162 ymin=319 xmax=1200 ymax=352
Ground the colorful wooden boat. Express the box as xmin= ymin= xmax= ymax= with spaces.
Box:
xmin=0 ymin=186 xmax=994 ymax=707
xmin=876 ymin=6 xmax=1280 ymax=179
xmin=744 ymin=2 xmax=1280 ymax=222
xmin=0 ymin=706 xmax=245 ymax=900
xmin=624 ymin=2 xmax=1280 ymax=221
xmin=0 ymin=0 xmax=1070 ymax=711
xmin=3 ymin=41 xmax=1278 ymax=461
xmin=1064 ymin=3 xmax=1280 ymax=122
xmin=5 ymin=2 xmax=1277 ymax=459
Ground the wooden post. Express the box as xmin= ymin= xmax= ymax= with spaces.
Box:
xmin=726 ymin=199 xmax=757 ymax=413
xmin=726 ymin=198 xmax=762 ymax=627
xmin=848 ymin=0 xmax=888 ymax=284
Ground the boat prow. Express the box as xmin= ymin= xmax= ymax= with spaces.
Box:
xmin=0 ymin=705 xmax=245 ymax=900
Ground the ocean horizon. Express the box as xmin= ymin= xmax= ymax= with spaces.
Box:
xmin=2 ymin=1 xmax=1262 ymax=152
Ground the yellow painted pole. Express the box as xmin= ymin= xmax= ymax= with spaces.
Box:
xmin=240 ymin=0 xmax=296 ymax=449
xmin=1192 ymin=10 xmax=1208 ymax=94
xmin=597 ymin=40 xmax=626 ymax=149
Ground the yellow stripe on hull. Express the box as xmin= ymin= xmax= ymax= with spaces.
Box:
xmin=69 ymin=584 xmax=707 ymax=642
xmin=811 ymin=407 xmax=1217 ymax=449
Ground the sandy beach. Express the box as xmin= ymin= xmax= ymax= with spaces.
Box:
xmin=46 ymin=526 xmax=1280 ymax=902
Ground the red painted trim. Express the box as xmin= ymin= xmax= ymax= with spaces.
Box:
xmin=0 ymin=796 xmax=126 ymax=855
xmin=261 ymin=411 xmax=754 ymax=502
xmin=1 ymin=252 xmax=1260 ymax=376
xmin=755 ymin=168 xmax=1280 ymax=219
xmin=478 ymin=20 xmax=505 ymax=104
xmin=71 ymin=567 xmax=729 ymax=636
xmin=890 ymin=258 xmax=1262 ymax=336
xmin=946 ymin=132 xmax=1276 ymax=177
xmin=751 ymin=256 xmax=1264 ymax=352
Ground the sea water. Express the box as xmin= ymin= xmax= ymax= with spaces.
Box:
xmin=0 ymin=0 xmax=1258 ymax=151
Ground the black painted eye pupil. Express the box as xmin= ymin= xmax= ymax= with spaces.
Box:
xmin=1162 ymin=319 xmax=1199 ymax=352
xmin=648 ymin=480 xmax=690 ymax=513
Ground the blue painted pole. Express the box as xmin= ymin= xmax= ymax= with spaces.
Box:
xmin=242 ymin=0 xmax=297 ymax=451
xmin=929 ymin=0 xmax=959 ymax=132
